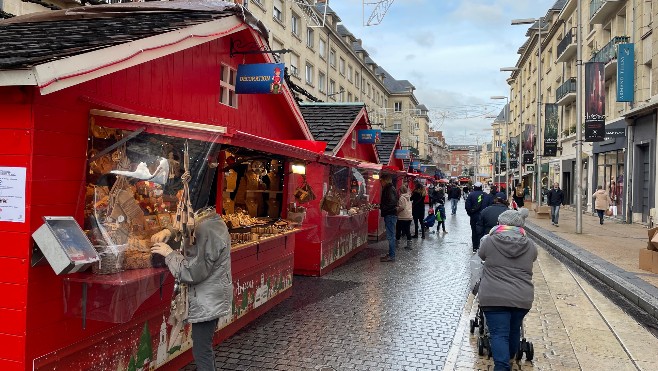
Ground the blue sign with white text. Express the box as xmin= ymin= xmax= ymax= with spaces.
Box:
xmin=357 ymin=129 xmax=381 ymax=144
xmin=617 ymin=43 xmax=634 ymax=102
xmin=394 ymin=149 xmax=410 ymax=159
xmin=235 ymin=63 xmax=285 ymax=94
xmin=410 ymin=161 xmax=420 ymax=169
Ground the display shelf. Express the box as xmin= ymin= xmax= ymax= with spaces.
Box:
xmin=230 ymin=228 xmax=301 ymax=252
xmin=63 ymin=268 xmax=170 ymax=329
xmin=246 ymin=190 xmax=284 ymax=193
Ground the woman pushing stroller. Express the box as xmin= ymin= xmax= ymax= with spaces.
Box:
xmin=478 ymin=208 xmax=537 ymax=371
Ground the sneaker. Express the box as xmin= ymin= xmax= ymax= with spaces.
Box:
xmin=380 ymin=255 xmax=395 ymax=262
xmin=411 ymin=235 xmax=419 ymax=239
xmin=555 ymin=224 xmax=559 ymax=227
xmin=443 ymin=230 xmax=448 ymax=233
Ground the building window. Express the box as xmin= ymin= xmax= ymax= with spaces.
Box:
xmin=329 ymin=48 xmax=336 ymax=67
xmin=347 ymin=92 xmax=353 ymax=101
xmin=318 ymin=71 xmax=326 ymax=92
xmin=290 ymin=53 xmax=300 ymax=78
xmin=319 ymin=38 xmax=326 ymax=59
xmin=339 ymin=58 xmax=345 ymax=75
xmin=291 ymin=13 xmax=300 ymax=36
xmin=306 ymin=28 xmax=314 ymax=49
xmin=367 ymin=83 xmax=371 ymax=98
xmin=347 ymin=65 xmax=353 ymax=82
xmin=273 ymin=0 xmax=284 ymax=22
xmin=355 ymin=72 xmax=360 ymax=88
xmin=393 ymin=120 xmax=402 ymax=131
xmin=338 ymin=85 xmax=344 ymax=101
xmin=305 ymin=63 xmax=314 ymax=85
xmin=220 ymin=64 xmax=237 ymax=108
xmin=329 ymin=79 xmax=336 ymax=98
xmin=241 ymin=0 xmax=250 ymax=9
xmin=394 ymin=102 xmax=402 ymax=112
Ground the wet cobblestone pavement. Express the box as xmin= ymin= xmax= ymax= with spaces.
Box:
xmin=183 ymin=204 xmax=658 ymax=371
xmin=183 ymin=209 xmax=475 ymax=370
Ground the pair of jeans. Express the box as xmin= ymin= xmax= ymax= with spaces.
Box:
xmin=483 ymin=308 xmax=529 ymax=371
xmin=436 ymin=220 xmax=446 ymax=232
xmin=191 ymin=318 xmax=219 ymax=371
xmin=470 ymin=217 xmax=480 ymax=250
xmin=384 ymin=215 xmax=398 ymax=258
xmin=550 ymin=205 xmax=560 ymax=224
xmin=395 ymin=219 xmax=412 ymax=240
xmin=596 ymin=209 xmax=605 ymax=223
xmin=450 ymin=198 xmax=459 ymax=214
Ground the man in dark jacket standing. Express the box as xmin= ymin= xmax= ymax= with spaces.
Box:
xmin=379 ymin=174 xmax=398 ymax=262
xmin=448 ymin=184 xmax=462 ymax=215
xmin=465 ymin=182 xmax=492 ymax=252
xmin=546 ymin=182 xmax=564 ymax=226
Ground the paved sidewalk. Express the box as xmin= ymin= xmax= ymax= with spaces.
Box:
xmin=522 ymin=203 xmax=658 ymax=320
xmin=446 ymin=248 xmax=658 ymax=370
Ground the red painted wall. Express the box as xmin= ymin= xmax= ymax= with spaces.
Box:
xmin=0 ymin=29 xmax=309 ymax=371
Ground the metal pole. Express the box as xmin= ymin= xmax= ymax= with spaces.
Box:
xmin=519 ymin=68 xmax=523 ymax=193
xmin=575 ymin=0 xmax=583 ymax=233
xmin=506 ymin=97 xmax=511 ymax=199
xmin=536 ymin=19 xmax=543 ymax=208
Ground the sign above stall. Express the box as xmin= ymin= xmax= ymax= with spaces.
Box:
xmin=357 ymin=129 xmax=381 ymax=144
xmin=394 ymin=149 xmax=410 ymax=159
xmin=235 ymin=63 xmax=285 ymax=94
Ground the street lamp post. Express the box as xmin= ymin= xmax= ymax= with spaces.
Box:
xmin=500 ymin=67 xmax=521 ymax=196
xmin=575 ymin=0 xmax=583 ymax=233
xmin=491 ymin=95 xmax=510 ymax=199
xmin=512 ymin=17 xmax=545 ymax=208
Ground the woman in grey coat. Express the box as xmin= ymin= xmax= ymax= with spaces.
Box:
xmin=478 ymin=208 xmax=537 ymax=371
xmin=152 ymin=207 xmax=232 ymax=371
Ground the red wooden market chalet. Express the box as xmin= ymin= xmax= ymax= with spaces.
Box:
xmin=293 ymin=103 xmax=381 ymax=276
xmin=0 ymin=2 xmax=350 ymax=370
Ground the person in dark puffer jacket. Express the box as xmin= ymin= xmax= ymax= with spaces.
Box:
xmin=478 ymin=208 xmax=537 ymax=371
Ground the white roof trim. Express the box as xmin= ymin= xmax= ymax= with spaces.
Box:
xmin=90 ymin=109 xmax=227 ymax=134
xmin=8 ymin=16 xmax=247 ymax=94
xmin=0 ymin=69 xmax=37 ymax=86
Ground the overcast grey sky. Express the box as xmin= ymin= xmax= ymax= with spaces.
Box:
xmin=327 ymin=0 xmax=556 ymax=145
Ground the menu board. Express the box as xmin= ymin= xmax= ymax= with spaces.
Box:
xmin=0 ymin=167 xmax=26 ymax=223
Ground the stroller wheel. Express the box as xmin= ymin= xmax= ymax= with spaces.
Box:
xmin=469 ymin=319 xmax=476 ymax=334
xmin=526 ymin=342 xmax=534 ymax=361
xmin=477 ymin=337 xmax=485 ymax=356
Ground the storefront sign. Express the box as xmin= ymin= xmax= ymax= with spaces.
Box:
xmin=544 ymin=103 xmax=559 ymax=157
xmin=394 ymin=149 xmax=410 ymax=159
xmin=410 ymin=161 xmax=420 ymax=169
xmin=617 ymin=43 xmax=634 ymax=102
xmin=585 ymin=62 xmax=606 ymax=142
xmin=235 ymin=63 xmax=285 ymax=94
xmin=0 ymin=166 xmax=26 ymax=222
xmin=357 ymin=129 xmax=381 ymax=144
xmin=522 ymin=124 xmax=535 ymax=165
xmin=605 ymin=128 xmax=626 ymax=138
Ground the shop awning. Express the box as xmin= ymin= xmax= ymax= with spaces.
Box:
xmin=226 ymin=131 xmax=320 ymax=162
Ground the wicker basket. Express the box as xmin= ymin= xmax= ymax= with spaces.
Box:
xmin=287 ymin=211 xmax=306 ymax=224
xmin=91 ymin=245 xmax=126 ymax=275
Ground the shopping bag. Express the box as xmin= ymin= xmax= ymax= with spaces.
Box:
xmin=604 ymin=208 xmax=613 ymax=217
xmin=469 ymin=254 xmax=483 ymax=295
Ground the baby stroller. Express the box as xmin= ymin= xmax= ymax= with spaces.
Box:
xmin=469 ymin=256 xmax=534 ymax=361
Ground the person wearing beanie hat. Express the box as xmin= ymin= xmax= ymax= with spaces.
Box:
xmin=476 ymin=192 xmax=510 ymax=241
xmin=477 ymin=207 xmax=536 ymax=371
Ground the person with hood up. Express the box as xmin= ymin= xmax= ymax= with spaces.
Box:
xmin=395 ymin=185 xmax=413 ymax=250
xmin=423 ymin=208 xmax=437 ymax=232
xmin=478 ymin=208 xmax=537 ymax=371
xmin=435 ymin=199 xmax=448 ymax=233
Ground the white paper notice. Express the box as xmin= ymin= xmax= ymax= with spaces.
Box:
xmin=0 ymin=167 xmax=27 ymax=223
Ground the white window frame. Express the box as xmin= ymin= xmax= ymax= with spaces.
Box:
xmin=393 ymin=120 xmax=402 ymax=131
xmin=355 ymin=72 xmax=360 ymax=88
xmin=291 ymin=13 xmax=300 ymax=36
xmin=329 ymin=48 xmax=336 ymax=67
xmin=339 ymin=58 xmax=345 ymax=76
xmin=273 ymin=0 xmax=284 ymax=22
xmin=290 ymin=53 xmax=300 ymax=78
xmin=394 ymin=102 xmax=402 ymax=112
xmin=318 ymin=71 xmax=326 ymax=93
xmin=319 ymin=38 xmax=326 ymax=59
xmin=219 ymin=64 xmax=238 ymax=109
xmin=306 ymin=28 xmax=314 ymax=49
xmin=347 ymin=65 xmax=353 ymax=82
xmin=305 ymin=63 xmax=314 ymax=86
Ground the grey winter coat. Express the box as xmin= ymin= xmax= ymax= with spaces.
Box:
xmin=165 ymin=213 xmax=233 ymax=323
xmin=478 ymin=227 xmax=537 ymax=309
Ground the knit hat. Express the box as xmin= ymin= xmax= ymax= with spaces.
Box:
xmin=428 ymin=208 xmax=434 ymax=214
xmin=498 ymin=208 xmax=529 ymax=227
xmin=495 ymin=192 xmax=507 ymax=201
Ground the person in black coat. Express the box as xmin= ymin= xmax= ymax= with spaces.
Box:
xmin=447 ymin=184 xmax=462 ymax=215
xmin=477 ymin=192 xmax=509 ymax=239
xmin=546 ymin=182 xmax=565 ymax=226
xmin=410 ymin=182 xmax=427 ymax=239
xmin=465 ymin=182 xmax=493 ymax=252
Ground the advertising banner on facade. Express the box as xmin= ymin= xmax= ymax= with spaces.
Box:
xmin=500 ymin=143 xmax=507 ymax=171
xmin=509 ymin=136 xmax=519 ymax=169
xmin=522 ymin=124 xmax=535 ymax=165
xmin=585 ymin=62 xmax=606 ymax=142
xmin=235 ymin=63 xmax=284 ymax=94
xmin=544 ymin=103 xmax=559 ymax=157
xmin=617 ymin=43 xmax=634 ymax=102
xmin=357 ymin=129 xmax=381 ymax=144
xmin=394 ymin=149 xmax=410 ymax=159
